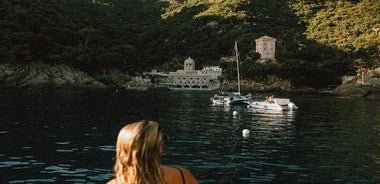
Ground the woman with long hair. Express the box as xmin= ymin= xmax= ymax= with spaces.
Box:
xmin=107 ymin=120 xmax=198 ymax=184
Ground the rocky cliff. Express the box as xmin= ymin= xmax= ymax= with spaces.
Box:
xmin=334 ymin=67 xmax=380 ymax=99
xmin=0 ymin=63 xmax=109 ymax=88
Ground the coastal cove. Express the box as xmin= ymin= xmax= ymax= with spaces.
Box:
xmin=1 ymin=63 xmax=380 ymax=99
xmin=1 ymin=89 xmax=380 ymax=183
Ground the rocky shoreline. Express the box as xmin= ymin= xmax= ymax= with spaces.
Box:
xmin=334 ymin=67 xmax=380 ymax=99
xmin=1 ymin=63 xmax=379 ymax=98
xmin=0 ymin=63 xmax=134 ymax=89
xmin=0 ymin=63 xmax=104 ymax=88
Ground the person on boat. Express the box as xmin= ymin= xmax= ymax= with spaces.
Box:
xmin=267 ymin=95 xmax=275 ymax=103
xmin=107 ymin=120 xmax=199 ymax=184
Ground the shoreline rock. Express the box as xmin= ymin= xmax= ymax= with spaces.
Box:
xmin=0 ymin=63 xmax=107 ymax=89
xmin=334 ymin=67 xmax=380 ymax=99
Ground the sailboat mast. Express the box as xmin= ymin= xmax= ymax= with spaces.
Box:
xmin=235 ymin=41 xmax=241 ymax=96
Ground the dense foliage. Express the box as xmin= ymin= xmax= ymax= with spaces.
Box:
xmin=0 ymin=0 xmax=379 ymax=88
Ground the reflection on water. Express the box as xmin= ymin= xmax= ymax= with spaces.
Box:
xmin=0 ymin=90 xmax=379 ymax=183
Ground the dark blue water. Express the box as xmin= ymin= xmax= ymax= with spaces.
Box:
xmin=1 ymin=89 xmax=379 ymax=183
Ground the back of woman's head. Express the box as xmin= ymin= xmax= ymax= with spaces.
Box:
xmin=114 ymin=120 xmax=166 ymax=184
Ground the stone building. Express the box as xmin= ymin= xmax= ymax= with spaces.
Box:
xmin=167 ymin=57 xmax=222 ymax=90
xmin=255 ymin=36 xmax=276 ymax=61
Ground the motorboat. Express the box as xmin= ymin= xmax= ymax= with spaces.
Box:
xmin=247 ymin=97 xmax=297 ymax=111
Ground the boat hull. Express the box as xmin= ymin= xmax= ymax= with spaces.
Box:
xmin=247 ymin=98 xmax=297 ymax=111
xmin=211 ymin=96 xmax=231 ymax=105
xmin=230 ymin=98 xmax=249 ymax=105
xmin=248 ymin=101 xmax=284 ymax=110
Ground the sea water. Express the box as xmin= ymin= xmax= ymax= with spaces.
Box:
xmin=1 ymin=89 xmax=379 ymax=183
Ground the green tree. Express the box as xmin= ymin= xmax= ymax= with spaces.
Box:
xmin=78 ymin=26 xmax=99 ymax=47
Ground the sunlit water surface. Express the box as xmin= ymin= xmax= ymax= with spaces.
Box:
xmin=1 ymin=89 xmax=379 ymax=183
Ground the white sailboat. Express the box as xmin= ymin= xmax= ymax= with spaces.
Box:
xmin=211 ymin=41 xmax=250 ymax=106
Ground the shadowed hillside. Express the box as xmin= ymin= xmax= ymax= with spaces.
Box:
xmin=0 ymin=0 xmax=378 ymax=88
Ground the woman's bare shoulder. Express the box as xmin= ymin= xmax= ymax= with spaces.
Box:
xmin=162 ymin=165 xmax=199 ymax=184
xmin=179 ymin=167 xmax=199 ymax=184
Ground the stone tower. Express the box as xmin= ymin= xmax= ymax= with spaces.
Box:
xmin=184 ymin=57 xmax=195 ymax=71
xmin=255 ymin=36 xmax=276 ymax=60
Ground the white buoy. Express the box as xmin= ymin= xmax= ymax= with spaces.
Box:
xmin=247 ymin=105 xmax=250 ymax=108
xmin=233 ymin=111 xmax=238 ymax=116
xmin=242 ymin=129 xmax=250 ymax=137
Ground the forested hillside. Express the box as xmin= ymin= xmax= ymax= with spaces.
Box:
xmin=0 ymin=0 xmax=379 ymax=88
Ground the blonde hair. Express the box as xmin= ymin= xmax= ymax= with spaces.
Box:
xmin=113 ymin=120 xmax=167 ymax=184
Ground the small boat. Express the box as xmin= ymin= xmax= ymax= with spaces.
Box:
xmin=211 ymin=93 xmax=231 ymax=105
xmin=210 ymin=92 xmax=250 ymax=106
xmin=247 ymin=97 xmax=297 ymax=111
